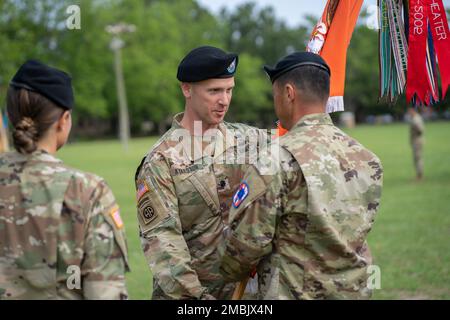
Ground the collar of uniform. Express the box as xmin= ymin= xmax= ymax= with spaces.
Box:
xmin=28 ymin=149 xmax=63 ymax=163
xmin=290 ymin=113 xmax=333 ymax=131
xmin=169 ymin=112 xmax=236 ymax=162
xmin=171 ymin=112 xmax=231 ymax=137
xmin=171 ymin=112 xmax=185 ymax=129
xmin=168 ymin=112 xmax=198 ymax=163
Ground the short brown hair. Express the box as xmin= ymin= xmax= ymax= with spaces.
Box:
xmin=275 ymin=65 xmax=330 ymax=104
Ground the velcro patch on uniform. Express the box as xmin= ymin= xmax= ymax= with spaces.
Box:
xmin=172 ymin=164 xmax=202 ymax=176
xmin=138 ymin=194 xmax=157 ymax=225
xmin=136 ymin=180 xmax=150 ymax=201
xmin=232 ymin=182 xmax=249 ymax=208
xmin=110 ymin=205 xmax=124 ymax=229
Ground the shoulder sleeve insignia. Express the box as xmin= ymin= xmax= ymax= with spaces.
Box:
xmin=135 ymin=178 xmax=170 ymax=233
xmin=138 ymin=195 xmax=157 ymax=225
xmin=232 ymin=182 xmax=249 ymax=208
xmin=136 ymin=180 xmax=156 ymax=225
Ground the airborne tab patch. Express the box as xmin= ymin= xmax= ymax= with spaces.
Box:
xmin=135 ymin=178 xmax=171 ymax=233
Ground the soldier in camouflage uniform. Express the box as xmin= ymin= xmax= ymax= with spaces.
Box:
xmin=220 ymin=52 xmax=383 ymax=299
xmin=0 ymin=60 xmax=129 ymax=299
xmin=135 ymin=46 xmax=266 ymax=299
xmin=407 ymin=108 xmax=424 ymax=181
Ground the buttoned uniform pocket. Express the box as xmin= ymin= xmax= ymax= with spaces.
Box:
xmin=172 ymin=167 xmax=222 ymax=232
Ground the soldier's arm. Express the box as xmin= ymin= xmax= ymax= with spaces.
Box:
xmin=137 ymin=157 xmax=211 ymax=300
xmin=417 ymin=119 xmax=424 ymax=135
xmin=220 ymin=148 xmax=300 ymax=282
xmin=81 ymin=180 xmax=130 ymax=300
xmin=411 ymin=117 xmax=424 ymax=135
xmin=220 ymin=163 xmax=282 ymax=282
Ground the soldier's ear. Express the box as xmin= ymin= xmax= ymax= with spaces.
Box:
xmin=55 ymin=110 xmax=71 ymax=150
xmin=55 ymin=110 xmax=72 ymax=134
xmin=181 ymin=82 xmax=193 ymax=99
xmin=285 ymin=83 xmax=296 ymax=103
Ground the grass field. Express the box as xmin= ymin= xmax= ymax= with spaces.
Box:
xmin=58 ymin=121 xmax=450 ymax=300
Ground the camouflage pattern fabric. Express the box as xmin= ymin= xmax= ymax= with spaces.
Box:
xmin=0 ymin=150 xmax=129 ymax=300
xmin=410 ymin=113 xmax=424 ymax=178
xmin=220 ymin=113 xmax=383 ymax=299
xmin=135 ymin=112 xmax=267 ymax=300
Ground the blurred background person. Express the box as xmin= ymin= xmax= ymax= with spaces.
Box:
xmin=407 ymin=107 xmax=425 ymax=181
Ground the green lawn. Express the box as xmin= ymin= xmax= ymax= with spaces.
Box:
xmin=58 ymin=121 xmax=450 ymax=300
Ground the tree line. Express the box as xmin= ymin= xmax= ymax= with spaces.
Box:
xmin=1 ymin=0 xmax=449 ymax=138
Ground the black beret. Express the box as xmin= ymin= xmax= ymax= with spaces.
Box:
xmin=177 ymin=46 xmax=239 ymax=82
xmin=264 ymin=51 xmax=331 ymax=83
xmin=10 ymin=60 xmax=74 ymax=110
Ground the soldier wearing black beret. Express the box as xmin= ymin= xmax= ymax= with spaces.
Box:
xmin=177 ymin=45 xmax=238 ymax=83
xmin=10 ymin=60 xmax=74 ymax=110
xmin=135 ymin=46 xmax=266 ymax=300
xmin=263 ymin=51 xmax=331 ymax=84
xmin=176 ymin=45 xmax=239 ymax=130
xmin=0 ymin=60 xmax=130 ymax=299
xmin=221 ymin=51 xmax=384 ymax=300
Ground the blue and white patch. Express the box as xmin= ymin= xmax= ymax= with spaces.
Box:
xmin=227 ymin=58 xmax=236 ymax=74
xmin=232 ymin=182 xmax=249 ymax=208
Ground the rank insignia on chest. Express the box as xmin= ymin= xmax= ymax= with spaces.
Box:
xmin=232 ymin=182 xmax=249 ymax=208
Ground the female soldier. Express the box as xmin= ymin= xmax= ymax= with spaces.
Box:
xmin=0 ymin=60 xmax=129 ymax=299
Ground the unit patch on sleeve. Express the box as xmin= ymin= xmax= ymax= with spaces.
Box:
xmin=135 ymin=179 xmax=172 ymax=233
xmin=232 ymin=182 xmax=249 ymax=208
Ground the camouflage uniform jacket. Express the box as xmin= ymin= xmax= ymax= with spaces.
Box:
xmin=135 ymin=113 xmax=266 ymax=299
xmin=0 ymin=150 xmax=129 ymax=299
xmin=220 ymin=113 xmax=383 ymax=299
